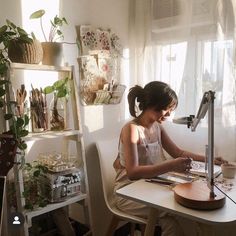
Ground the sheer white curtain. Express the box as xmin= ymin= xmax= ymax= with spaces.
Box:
xmin=129 ymin=0 xmax=153 ymax=87
xmin=129 ymin=0 xmax=236 ymax=161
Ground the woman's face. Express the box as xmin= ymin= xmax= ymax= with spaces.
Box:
xmin=152 ymin=105 xmax=176 ymax=123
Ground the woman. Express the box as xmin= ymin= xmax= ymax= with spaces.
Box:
xmin=113 ymin=81 xmax=226 ymax=236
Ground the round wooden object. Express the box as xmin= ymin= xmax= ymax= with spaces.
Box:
xmin=173 ymin=181 xmax=226 ymax=210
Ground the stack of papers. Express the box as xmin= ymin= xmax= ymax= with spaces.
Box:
xmin=147 ymin=161 xmax=222 ymax=186
xmin=190 ymin=160 xmax=221 ymax=177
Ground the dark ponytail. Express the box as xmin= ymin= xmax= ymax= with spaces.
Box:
xmin=127 ymin=81 xmax=178 ymax=117
xmin=128 ymin=85 xmax=145 ymax=117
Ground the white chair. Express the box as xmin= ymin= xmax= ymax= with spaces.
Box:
xmin=96 ymin=139 xmax=147 ymax=236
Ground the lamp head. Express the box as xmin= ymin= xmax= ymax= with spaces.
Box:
xmin=172 ymin=115 xmax=195 ymax=128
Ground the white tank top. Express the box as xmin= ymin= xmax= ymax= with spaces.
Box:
xmin=119 ymin=121 xmax=166 ymax=167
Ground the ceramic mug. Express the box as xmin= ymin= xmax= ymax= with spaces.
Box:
xmin=221 ymin=163 xmax=236 ymax=179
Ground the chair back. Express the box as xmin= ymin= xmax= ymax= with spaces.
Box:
xmin=96 ymin=138 xmax=119 ymax=208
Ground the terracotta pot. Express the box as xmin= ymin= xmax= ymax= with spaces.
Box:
xmin=8 ymin=39 xmax=43 ymax=64
xmin=41 ymin=42 xmax=63 ymax=66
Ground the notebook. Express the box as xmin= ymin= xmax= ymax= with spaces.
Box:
xmin=190 ymin=160 xmax=221 ymax=177
xmin=155 ymin=172 xmax=197 ymax=185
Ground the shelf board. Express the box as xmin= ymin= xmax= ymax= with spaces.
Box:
xmin=10 ymin=62 xmax=73 ymax=72
xmin=25 ymin=193 xmax=87 ymax=221
xmin=24 ymin=130 xmax=82 ymax=141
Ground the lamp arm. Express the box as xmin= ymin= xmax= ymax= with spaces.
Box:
xmin=191 ymin=92 xmax=210 ymax=131
xmin=207 ymin=91 xmax=215 ymax=198
xmin=193 ymin=91 xmax=215 ymax=197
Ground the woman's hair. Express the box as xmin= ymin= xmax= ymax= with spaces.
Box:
xmin=128 ymin=81 xmax=178 ymax=117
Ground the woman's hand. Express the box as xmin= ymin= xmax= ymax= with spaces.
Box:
xmin=171 ymin=157 xmax=192 ymax=173
xmin=214 ymin=157 xmax=228 ymax=165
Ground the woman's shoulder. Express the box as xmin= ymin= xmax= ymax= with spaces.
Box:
xmin=122 ymin=120 xmax=139 ymax=131
xmin=120 ymin=120 xmax=140 ymax=140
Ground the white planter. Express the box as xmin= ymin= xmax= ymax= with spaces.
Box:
xmin=41 ymin=42 xmax=63 ymax=66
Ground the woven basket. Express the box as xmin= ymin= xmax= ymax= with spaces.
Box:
xmin=8 ymin=39 xmax=43 ymax=64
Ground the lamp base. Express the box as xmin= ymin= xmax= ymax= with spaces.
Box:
xmin=173 ymin=181 xmax=226 ymax=210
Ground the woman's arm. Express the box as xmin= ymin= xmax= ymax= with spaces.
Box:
xmin=160 ymin=125 xmax=205 ymax=161
xmin=121 ymin=123 xmax=191 ymax=180
xmin=160 ymin=125 xmax=227 ymax=164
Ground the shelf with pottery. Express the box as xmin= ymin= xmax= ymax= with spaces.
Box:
xmin=5 ymin=63 xmax=92 ymax=236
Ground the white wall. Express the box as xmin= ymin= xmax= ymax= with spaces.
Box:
xmin=60 ymin=1 xmax=129 ymax=235
xmin=1 ymin=1 xmax=235 ymax=235
xmin=0 ymin=0 xmax=129 ymax=235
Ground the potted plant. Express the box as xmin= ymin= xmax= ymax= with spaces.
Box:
xmin=22 ymin=161 xmax=49 ymax=210
xmin=30 ymin=9 xmax=68 ymax=66
xmin=43 ymin=77 xmax=70 ymax=131
xmin=0 ymin=80 xmax=29 ymax=165
xmin=0 ymin=19 xmax=43 ymax=66
xmin=0 ymin=20 xmax=30 ymax=159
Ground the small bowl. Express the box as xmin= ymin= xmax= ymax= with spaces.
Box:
xmin=221 ymin=163 xmax=236 ymax=179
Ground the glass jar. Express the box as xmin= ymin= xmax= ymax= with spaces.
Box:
xmin=31 ymin=106 xmax=48 ymax=132
xmin=49 ymin=93 xmax=66 ymax=131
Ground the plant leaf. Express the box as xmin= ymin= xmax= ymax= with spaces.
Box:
xmin=62 ymin=17 xmax=68 ymax=24
xmin=16 ymin=117 xmax=24 ymax=127
xmin=18 ymin=141 xmax=27 ymax=150
xmin=57 ymin=87 xmax=67 ymax=98
xmin=0 ymin=25 xmax=7 ymax=35
xmin=0 ymin=80 xmax=9 ymax=85
xmin=24 ymin=114 xmax=30 ymax=127
xmin=53 ymin=78 xmax=67 ymax=89
xmin=43 ymin=85 xmax=54 ymax=94
xmin=0 ymin=99 xmax=4 ymax=107
xmin=6 ymin=20 xmax=17 ymax=29
xmin=30 ymin=9 xmax=45 ymax=19
xmin=57 ymin=30 xmax=62 ymax=36
xmin=31 ymin=32 xmax=36 ymax=40
xmin=18 ymin=129 xmax=29 ymax=138
xmin=17 ymin=27 xmax=29 ymax=36
xmin=33 ymin=169 xmax=40 ymax=177
xmin=0 ymin=87 xmax=5 ymax=96
xmin=4 ymin=113 xmax=13 ymax=120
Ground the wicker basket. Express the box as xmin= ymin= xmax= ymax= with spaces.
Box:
xmin=8 ymin=39 xmax=43 ymax=64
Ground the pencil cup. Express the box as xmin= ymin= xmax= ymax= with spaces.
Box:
xmin=221 ymin=163 xmax=236 ymax=179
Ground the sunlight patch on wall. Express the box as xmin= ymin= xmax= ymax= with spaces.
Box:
xmin=83 ymin=106 xmax=104 ymax=133
xmin=21 ymin=0 xmax=60 ymax=42
xmin=122 ymin=48 xmax=130 ymax=120
xmin=20 ymin=0 xmax=60 ymax=102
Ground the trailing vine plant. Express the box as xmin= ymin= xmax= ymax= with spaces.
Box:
xmin=0 ymin=20 xmax=32 ymax=159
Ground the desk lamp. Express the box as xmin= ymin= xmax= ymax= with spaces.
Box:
xmin=172 ymin=91 xmax=226 ymax=210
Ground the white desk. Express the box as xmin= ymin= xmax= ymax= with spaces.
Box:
xmin=116 ymin=179 xmax=236 ymax=236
